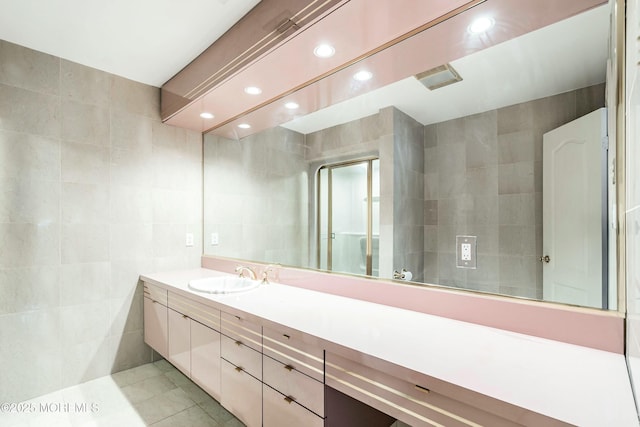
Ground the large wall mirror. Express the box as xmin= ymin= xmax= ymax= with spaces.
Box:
xmin=203 ymin=0 xmax=619 ymax=310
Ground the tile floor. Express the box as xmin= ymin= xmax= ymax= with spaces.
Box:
xmin=1 ymin=360 xmax=243 ymax=427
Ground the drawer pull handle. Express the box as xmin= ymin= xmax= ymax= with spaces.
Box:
xmin=284 ymin=364 xmax=294 ymax=372
xmin=182 ymin=314 xmax=188 ymax=319
xmin=415 ymin=384 xmax=430 ymax=394
xmin=235 ymin=315 xmax=241 ymax=320
xmin=283 ymin=334 xmax=291 ymax=340
xmin=152 ymin=300 xmax=157 ymax=304
xmin=235 ymin=366 xmax=243 ymax=373
xmin=235 ymin=340 xmax=243 ymax=346
xmin=284 ymin=396 xmax=295 ymax=404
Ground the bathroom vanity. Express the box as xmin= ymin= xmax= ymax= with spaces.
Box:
xmin=141 ymin=267 xmax=637 ymax=427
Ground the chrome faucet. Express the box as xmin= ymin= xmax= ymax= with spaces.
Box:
xmin=235 ymin=265 xmax=257 ymax=280
xmin=261 ymin=264 xmax=279 ymax=284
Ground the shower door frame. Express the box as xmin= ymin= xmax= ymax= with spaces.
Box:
xmin=316 ymin=157 xmax=378 ymax=276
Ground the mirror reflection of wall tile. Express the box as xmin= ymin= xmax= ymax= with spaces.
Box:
xmin=424 ymin=83 xmax=605 ymax=298
xmin=498 ymin=130 xmax=536 ymax=164
xmin=393 ymin=109 xmax=425 ymax=282
xmin=204 ymin=126 xmax=308 ymax=267
xmin=205 ymin=83 xmax=605 ymax=300
xmin=464 ymin=111 xmax=498 ymax=170
xmin=424 ymin=200 xmax=438 ymax=225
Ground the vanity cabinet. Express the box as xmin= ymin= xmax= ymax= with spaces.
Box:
xmin=220 ymin=311 xmax=263 ymax=427
xmin=262 ymin=325 xmax=325 ymax=426
xmin=141 ymin=269 xmax=635 ymax=427
xmin=166 ymin=291 xmax=222 ymax=400
xmin=325 ymin=352 xmax=568 ymax=427
xmin=143 ymin=283 xmax=168 ymax=358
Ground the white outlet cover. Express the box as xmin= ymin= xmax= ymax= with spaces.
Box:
xmin=456 ymin=235 xmax=477 ymax=269
xmin=461 ymin=243 xmax=472 ymax=261
xmin=186 ymin=233 xmax=194 ymax=247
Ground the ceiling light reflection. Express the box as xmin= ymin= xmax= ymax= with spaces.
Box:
xmin=468 ymin=17 xmax=494 ymax=34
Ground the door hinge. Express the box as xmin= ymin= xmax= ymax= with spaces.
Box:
xmin=601 ymin=136 xmax=609 ymax=150
xmin=611 ymin=157 xmax=616 ymax=185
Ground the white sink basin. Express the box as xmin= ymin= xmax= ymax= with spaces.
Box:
xmin=188 ymin=276 xmax=261 ymax=294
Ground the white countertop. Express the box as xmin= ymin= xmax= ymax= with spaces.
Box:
xmin=141 ymin=268 xmax=639 ymax=427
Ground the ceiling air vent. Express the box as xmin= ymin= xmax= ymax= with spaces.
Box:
xmin=161 ymin=0 xmax=345 ymax=120
xmin=414 ymin=63 xmax=462 ymax=90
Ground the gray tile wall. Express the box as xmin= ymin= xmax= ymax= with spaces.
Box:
xmin=203 ymin=126 xmax=308 ymax=267
xmin=0 ymin=40 xmax=202 ymax=403
xmin=424 ymin=84 xmax=605 ymax=298
xmin=393 ymin=109 xmax=425 ymax=282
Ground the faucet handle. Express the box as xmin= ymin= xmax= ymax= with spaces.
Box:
xmin=261 ymin=264 xmax=279 ymax=284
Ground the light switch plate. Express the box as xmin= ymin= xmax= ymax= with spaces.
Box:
xmin=456 ymin=235 xmax=477 ymax=269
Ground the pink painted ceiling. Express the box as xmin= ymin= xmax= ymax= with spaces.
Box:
xmin=164 ymin=0 xmax=605 ymax=138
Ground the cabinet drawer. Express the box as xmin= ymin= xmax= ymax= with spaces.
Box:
xmin=221 ymin=334 xmax=262 ymax=380
xmin=143 ymin=282 xmax=167 ymax=306
xmin=168 ymin=291 xmax=220 ymax=331
xmin=263 ymin=325 xmax=324 ymax=382
xmin=326 ymin=352 xmax=521 ymax=427
xmin=263 ymin=355 xmax=324 ymax=417
xmin=221 ymin=359 xmax=262 ymax=427
xmin=221 ymin=311 xmax=262 ymax=352
xmin=263 ymin=383 xmax=324 ymax=427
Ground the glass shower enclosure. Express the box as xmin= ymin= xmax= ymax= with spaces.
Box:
xmin=317 ymin=158 xmax=380 ymax=276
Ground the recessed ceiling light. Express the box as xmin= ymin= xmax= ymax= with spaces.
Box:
xmin=313 ymin=44 xmax=335 ymax=58
xmin=284 ymin=102 xmax=299 ymax=109
xmin=468 ymin=17 xmax=494 ymax=34
xmin=353 ymin=70 xmax=373 ymax=81
xmin=244 ymin=86 xmax=262 ymax=95
xmin=199 ymin=112 xmax=214 ymax=119
xmin=238 ymin=123 xmax=251 ymax=129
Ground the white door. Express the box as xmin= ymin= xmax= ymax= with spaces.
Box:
xmin=542 ymin=108 xmax=606 ymax=308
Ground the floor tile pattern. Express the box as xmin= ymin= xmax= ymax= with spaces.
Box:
xmin=1 ymin=360 xmax=243 ymax=427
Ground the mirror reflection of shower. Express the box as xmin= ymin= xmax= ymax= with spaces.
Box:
xmin=318 ymin=159 xmax=380 ymax=276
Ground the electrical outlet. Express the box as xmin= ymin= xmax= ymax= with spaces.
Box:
xmin=186 ymin=233 xmax=194 ymax=247
xmin=456 ymin=236 xmax=477 ymax=269
xmin=461 ymin=243 xmax=471 ymax=261
xmin=211 ymin=232 xmax=219 ymax=246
